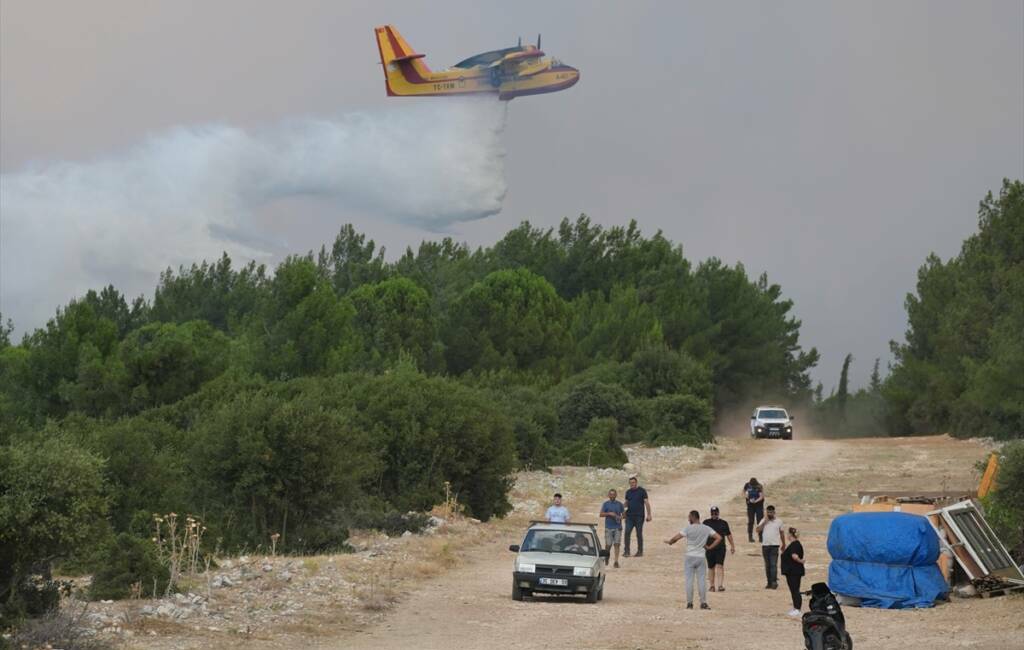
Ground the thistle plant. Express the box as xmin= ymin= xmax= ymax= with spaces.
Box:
xmin=152 ymin=512 xmax=207 ymax=596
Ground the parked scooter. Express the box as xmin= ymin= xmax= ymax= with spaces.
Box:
xmin=801 ymin=582 xmax=853 ymax=650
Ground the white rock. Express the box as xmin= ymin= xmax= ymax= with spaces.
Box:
xmin=261 ymin=563 xmax=273 ymax=572
xmin=156 ymin=604 xmax=175 ymax=618
xmin=401 ymin=530 xmax=413 ymax=538
xmin=280 ymin=570 xmax=293 ymax=582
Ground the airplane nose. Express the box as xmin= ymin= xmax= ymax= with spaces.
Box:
xmin=565 ymin=65 xmax=580 ymax=87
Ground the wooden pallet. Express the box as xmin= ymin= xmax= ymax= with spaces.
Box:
xmin=978 ymin=583 xmax=1024 ymax=598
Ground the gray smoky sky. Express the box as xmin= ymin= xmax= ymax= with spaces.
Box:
xmin=2 ymin=1 xmax=1022 ymax=390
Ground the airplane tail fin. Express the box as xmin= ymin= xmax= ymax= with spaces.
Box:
xmin=374 ymin=25 xmax=433 ymax=95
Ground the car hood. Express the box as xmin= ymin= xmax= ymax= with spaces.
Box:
xmin=756 ymin=418 xmax=790 ymax=424
xmin=516 ymin=551 xmax=598 ymax=568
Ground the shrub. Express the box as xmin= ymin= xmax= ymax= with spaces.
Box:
xmin=9 ymin=600 xmax=113 ymax=650
xmin=559 ymin=417 xmax=629 ymax=468
xmin=985 ymin=441 xmax=1024 ymax=562
xmin=557 ymin=379 xmax=639 ymax=441
xmin=0 ymin=436 xmax=107 ymax=624
xmin=89 ymin=533 xmax=169 ymax=600
xmin=626 ymin=348 xmax=712 ymax=400
xmin=644 ymin=394 xmax=714 ymax=447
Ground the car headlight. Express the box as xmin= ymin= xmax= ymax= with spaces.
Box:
xmin=755 ymin=426 xmax=764 ymax=431
xmin=573 ymin=567 xmax=592 ymax=577
xmin=518 ymin=563 xmax=535 ymax=574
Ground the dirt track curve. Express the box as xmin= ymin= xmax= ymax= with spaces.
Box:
xmin=327 ymin=438 xmax=842 ymax=650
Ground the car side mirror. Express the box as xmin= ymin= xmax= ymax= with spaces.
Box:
xmin=509 ymin=544 xmax=520 ymax=552
xmin=599 ymin=549 xmax=610 ymax=559
xmin=750 ymin=415 xmax=755 ymax=420
xmin=790 ymin=416 xmax=796 ymax=422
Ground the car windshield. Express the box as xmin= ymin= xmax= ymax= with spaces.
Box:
xmin=758 ymin=409 xmax=788 ymax=419
xmin=521 ymin=529 xmax=597 ymax=556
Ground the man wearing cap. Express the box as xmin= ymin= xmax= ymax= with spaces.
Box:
xmin=703 ymin=506 xmax=735 ymax=592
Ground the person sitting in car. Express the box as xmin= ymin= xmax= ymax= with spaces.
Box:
xmin=564 ymin=532 xmax=594 ymax=554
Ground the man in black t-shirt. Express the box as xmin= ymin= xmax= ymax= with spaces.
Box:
xmin=623 ymin=476 xmax=652 ymax=557
xmin=703 ymin=506 xmax=735 ymax=591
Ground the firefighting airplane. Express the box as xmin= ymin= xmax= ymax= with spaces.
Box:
xmin=374 ymin=25 xmax=579 ymax=100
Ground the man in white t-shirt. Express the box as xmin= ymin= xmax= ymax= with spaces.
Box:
xmin=545 ymin=493 xmax=570 ymax=523
xmin=664 ymin=510 xmax=723 ymax=609
xmin=756 ymin=504 xmax=786 ymax=589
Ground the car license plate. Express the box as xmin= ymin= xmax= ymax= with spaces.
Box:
xmin=539 ymin=577 xmax=568 ymax=586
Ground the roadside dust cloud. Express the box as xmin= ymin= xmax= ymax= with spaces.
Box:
xmin=0 ymin=98 xmax=508 ymax=332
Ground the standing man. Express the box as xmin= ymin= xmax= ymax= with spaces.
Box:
xmin=743 ymin=478 xmax=765 ymax=543
xmin=702 ymin=506 xmax=735 ymax=592
xmin=598 ymin=488 xmax=625 ymax=568
xmin=664 ymin=510 xmax=722 ymax=610
xmin=623 ymin=476 xmax=652 ymax=557
xmin=756 ymin=504 xmax=786 ymax=589
xmin=545 ymin=493 xmax=570 ymax=523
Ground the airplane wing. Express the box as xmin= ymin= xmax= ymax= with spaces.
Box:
xmin=488 ymin=49 xmax=549 ymax=76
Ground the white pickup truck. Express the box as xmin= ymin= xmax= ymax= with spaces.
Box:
xmin=750 ymin=406 xmax=794 ymax=440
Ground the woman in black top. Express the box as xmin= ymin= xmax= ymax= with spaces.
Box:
xmin=781 ymin=526 xmax=805 ymax=615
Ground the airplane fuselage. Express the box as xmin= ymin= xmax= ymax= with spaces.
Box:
xmin=375 ymin=26 xmax=579 ymax=101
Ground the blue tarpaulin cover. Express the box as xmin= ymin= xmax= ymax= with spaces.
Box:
xmin=827 ymin=512 xmax=949 ymax=609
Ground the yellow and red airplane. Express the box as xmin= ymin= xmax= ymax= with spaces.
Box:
xmin=374 ymin=25 xmax=579 ymax=100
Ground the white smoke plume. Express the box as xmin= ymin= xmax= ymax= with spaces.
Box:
xmin=0 ymin=98 xmax=508 ymax=333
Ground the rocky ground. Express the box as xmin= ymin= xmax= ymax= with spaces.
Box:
xmin=38 ymin=442 xmax=723 ymax=649
xmin=16 ymin=435 xmax=1021 ymax=650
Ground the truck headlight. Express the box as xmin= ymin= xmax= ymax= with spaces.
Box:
xmin=518 ymin=563 xmax=535 ymax=574
xmin=755 ymin=426 xmax=764 ymax=431
xmin=573 ymin=567 xmax=592 ymax=577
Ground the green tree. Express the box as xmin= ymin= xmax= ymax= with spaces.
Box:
xmin=644 ymin=394 xmax=714 ymax=447
xmin=349 ymin=277 xmax=439 ymax=370
xmin=257 ymin=256 xmax=360 ymax=379
xmin=119 ymin=320 xmax=229 ymax=411
xmin=569 ymin=285 xmax=663 ymax=367
xmin=445 ymin=268 xmax=571 ymax=376
xmin=885 ymin=180 xmax=1024 ymax=439
xmin=557 ymin=379 xmax=639 ymax=441
xmin=625 ymin=347 xmax=712 ymax=401
xmin=188 ymin=381 xmax=378 ymax=550
xmin=0 ymin=436 xmax=108 ymax=621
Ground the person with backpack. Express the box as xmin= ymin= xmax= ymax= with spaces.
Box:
xmin=742 ymin=477 xmax=765 ymax=543
xmin=782 ymin=526 xmax=805 ymax=617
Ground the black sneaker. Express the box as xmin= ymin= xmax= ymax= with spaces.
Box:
xmin=686 ymin=602 xmax=693 ymax=609
xmin=635 ymin=552 xmax=644 ymax=558
xmin=623 ymin=551 xmax=631 ymax=557
xmin=700 ymin=603 xmax=710 ymax=610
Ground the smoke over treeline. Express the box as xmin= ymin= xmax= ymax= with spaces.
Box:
xmin=0 ymin=98 xmax=507 ymax=334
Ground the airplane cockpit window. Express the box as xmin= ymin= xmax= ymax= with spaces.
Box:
xmin=453 ymin=47 xmax=520 ymax=69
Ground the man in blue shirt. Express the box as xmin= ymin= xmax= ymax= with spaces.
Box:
xmin=599 ymin=488 xmax=625 ymax=568
xmin=623 ymin=476 xmax=652 ymax=557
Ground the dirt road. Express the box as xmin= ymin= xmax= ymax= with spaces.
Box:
xmin=330 ymin=438 xmax=838 ymax=650
xmin=324 ymin=436 xmax=1021 ymax=650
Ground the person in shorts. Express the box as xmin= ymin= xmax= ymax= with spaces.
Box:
xmin=702 ymin=506 xmax=735 ymax=592
xmin=599 ymin=488 xmax=625 ymax=568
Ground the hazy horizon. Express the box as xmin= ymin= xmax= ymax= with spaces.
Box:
xmin=2 ymin=1 xmax=1022 ymax=390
